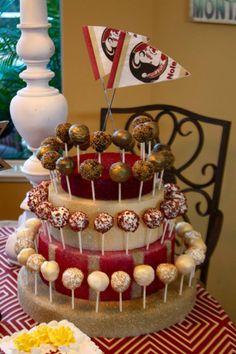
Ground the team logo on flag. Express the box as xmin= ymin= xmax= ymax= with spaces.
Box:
xmin=129 ymin=43 xmax=168 ymax=83
xmin=101 ymin=28 xmax=121 ymax=61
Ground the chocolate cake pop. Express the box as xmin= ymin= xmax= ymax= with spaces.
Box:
xmin=111 ymin=271 xmax=131 ymax=312
xmin=91 ymin=131 xmax=112 ymax=157
xmin=131 ymin=115 xmax=153 ymax=131
xmin=109 ymin=162 xmax=131 ymax=202
xmin=133 ymin=123 xmax=154 ymax=160
xmin=132 ymin=160 xmax=154 ymax=200
xmin=69 ymin=124 xmax=90 ymax=145
xmin=41 ymin=260 xmax=60 ymax=303
xmin=36 ymin=145 xmax=57 ymax=161
xmin=56 ymin=156 xmax=75 ymax=199
xmin=142 ymin=208 xmax=164 ymax=249
xmin=40 ymin=136 xmax=64 ymax=150
xmin=117 ymin=210 xmax=140 ymax=254
xmin=156 ymin=263 xmax=178 ymax=302
xmin=87 ymin=271 xmax=110 ymax=312
xmin=133 ymin=265 xmax=155 ymax=309
xmin=41 ymin=151 xmax=61 ymax=193
xmin=79 ymin=159 xmax=103 ymax=201
xmin=62 ymin=267 xmax=84 ymax=309
xmin=112 ymin=129 xmax=132 ymax=149
xmin=49 ymin=206 xmax=70 ymax=249
xmin=94 ymin=212 xmax=114 ymax=255
xmin=69 ymin=211 xmax=89 ymax=253
xmin=56 ymin=123 xmax=72 ymax=143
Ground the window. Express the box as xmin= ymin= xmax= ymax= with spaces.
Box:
xmin=0 ymin=0 xmax=61 ymax=160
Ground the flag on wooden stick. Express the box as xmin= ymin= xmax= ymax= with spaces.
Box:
xmin=107 ymin=33 xmax=190 ymax=89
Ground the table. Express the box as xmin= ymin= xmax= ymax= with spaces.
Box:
xmin=1 ymin=226 xmax=236 ymax=354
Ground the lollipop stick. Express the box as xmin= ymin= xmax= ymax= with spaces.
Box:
xmin=188 ymin=265 xmax=196 ymax=287
xmin=148 ymin=141 xmax=152 ymax=157
xmin=91 ymin=180 xmax=95 ymax=201
xmin=138 ymin=181 xmax=144 ymax=201
xmin=50 ymin=171 xmax=58 ymax=193
xmin=96 ymin=291 xmax=100 ymax=313
xmin=98 ymin=152 xmax=102 ymax=163
xmin=179 ymin=274 xmax=184 ymax=295
xmin=158 ymin=169 xmax=164 ymax=190
xmin=66 ymin=175 xmax=72 ymax=200
xmin=152 ymin=172 xmax=157 ymax=196
xmin=49 ymin=281 xmax=52 ymax=303
xmin=146 ymin=228 xmax=152 ymax=250
xmin=46 ymin=221 xmax=52 ymax=242
xmin=142 ymin=142 xmax=145 ymax=161
xmin=164 ymin=283 xmax=168 ymax=303
xmin=125 ymin=233 xmax=129 ymax=255
xmin=77 ymin=145 xmax=80 ymax=173
xmin=118 ymin=183 xmax=121 ymax=203
xmin=101 ymin=234 xmax=105 ymax=256
xmin=78 ymin=231 xmax=82 ymax=253
xmin=168 ymin=221 xmax=175 ymax=239
xmin=34 ymin=272 xmax=38 ymax=296
xmin=71 ymin=288 xmax=75 ymax=310
xmin=119 ymin=292 xmax=122 ymax=312
xmin=161 ymin=221 xmax=169 ymax=244
xmin=121 ymin=149 xmax=125 ymax=163
xmin=60 ymin=228 xmax=65 ymax=249
xmin=143 ymin=286 xmax=146 ymax=309
xmin=64 ymin=142 xmax=68 ymax=157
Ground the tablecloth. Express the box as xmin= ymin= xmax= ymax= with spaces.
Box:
xmin=0 ymin=226 xmax=236 ymax=354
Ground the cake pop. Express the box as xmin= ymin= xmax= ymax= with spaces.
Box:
xmin=189 ymin=238 xmax=207 ymax=252
xmin=41 ymin=261 xmax=60 ymax=303
xmin=26 ymin=253 xmax=46 ymax=296
xmin=91 ymin=131 xmax=112 ymax=162
xmin=36 ymin=145 xmax=58 ymax=161
xmin=156 ymin=263 xmax=178 ymax=302
xmin=17 ymin=248 xmax=36 ymax=284
xmin=133 ymin=265 xmax=155 ymax=309
xmin=40 ymin=136 xmax=64 ymax=150
xmin=94 ymin=212 xmax=114 ymax=255
xmin=175 ymin=221 xmax=193 ymax=238
xmin=150 ymin=147 xmax=174 ymax=189
xmin=56 ymin=122 xmax=72 ymax=156
xmin=62 ymin=267 xmax=84 ymax=309
xmin=68 ymin=211 xmax=89 ymax=253
xmin=175 ymin=254 xmax=195 ymax=295
xmin=41 ymin=151 xmax=61 ymax=193
xmin=87 ymin=271 xmax=109 ymax=312
xmin=111 ymin=271 xmax=131 ymax=312
xmin=112 ymin=129 xmax=132 ymax=162
xmin=183 ymin=230 xmax=202 ymax=246
xmin=142 ymin=208 xmax=164 ymax=249
xmin=56 ymin=156 xmax=75 ymax=199
xmin=35 ymin=201 xmax=53 ymax=242
xmin=79 ymin=159 xmax=103 ymax=201
xmin=109 ymin=162 xmax=131 ymax=202
xmin=132 ymin=160 xmax=154 ymax=200
xmin=69 ymin=124 xmax=90 ymax=172
xmin=117 ymin=210 xmax=140 ymax=255
xmin=185 ymin=247 xmax=206 ymax=286
xmin=160 ymin=199 xmax=181 ymax=243
xmin=15 ymin=236 xmax=35 ymax=255
xmin=133 ymin=123 xmax=154 ymax=160
xmin=131 ymin=115 xmax=153 ymax=131
xmin=24 ymin=218 xmax=42 ymax=234
xmin=48 ymin=206 xmax=70 ymax=249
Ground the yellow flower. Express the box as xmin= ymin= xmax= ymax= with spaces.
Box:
xmin=48 ymin=326 xmax=75 ymax=347
xmin=13 ymin=332 xmax=39 ymax=352
xmin=32 ymin=325 xmax=51 ymax=344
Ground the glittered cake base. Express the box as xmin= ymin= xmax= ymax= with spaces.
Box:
xmin=18 ymin=267 xmax=196 ymax=338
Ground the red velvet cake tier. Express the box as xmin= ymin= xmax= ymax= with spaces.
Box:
xmin=38 ymin=231 xmax=175 ymax=301
xmin=61 ymin=152 xmax=153 ymax=200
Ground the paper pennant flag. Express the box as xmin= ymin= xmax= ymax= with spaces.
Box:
xmin=82 ymin=26 xmax=148 ymax=80
xmin=107 ymin=33 xmax=190 ymax=89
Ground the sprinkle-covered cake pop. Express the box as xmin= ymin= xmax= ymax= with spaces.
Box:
xmin=117 ymin=210 xmax=139 ymax=233
xmin=62 ymin=267 xmax=84 ymax=309
xmin=142 ymin=208 xmax=164 ymax=229
xmin=56 ymin=123 xmax=72 ymax=143
xmin=91 ymin=131 xmax=112 ymax=152
xmin=41 ymin=151 xmax=61 ymax=171
xmin=111 ymin=270 xmax=131 ymax=312
xmin=79 ymin=159 xmax=103 ymax=181
xmin=132 ymin=123 xmax=154 ymax=143
xmin=131 ymin=115 xmax=153 ymax=130
xmin=49 ymin=206 xmax=70 ymax=229
xmin=94 ymin=212 xmax=114 ymax=234
xmin=132 ymin=160 xmax=154 ymax=181
xmin=69 ymin=211 xmax=89 ymax=232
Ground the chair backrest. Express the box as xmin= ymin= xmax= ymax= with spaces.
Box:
xmin=100 ymin=104 xmax=231 ymax=284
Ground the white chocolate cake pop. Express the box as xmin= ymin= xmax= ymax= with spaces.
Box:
xmin=175 ymin=221 xmax=193 ymax=238
xmin=133 ymin=265 xmax=155 ymax=287
xmin=156 ymin=263 xmax=178 ymax=303
xmin=24 ymin=218 xmax=42 ymax=233
xmin=17 ymin=248 xmax=36 ymax=266
xmin=26 ymin=254 xmax=46 ymax=272
xmin=184 ymin=230 xmax=202 ymax=245
xmin=41 ymin=261 xmax=60 ymax=282
xmin=87 ymin=271 xmax=110 ymax=313
xmin=16 ymin=228 xmax=36 ymax=241
xmin=185 ymin=247 xmax=206 ymax=266
xmin=189 ymin=238 xmax=207 ymax=252
xmin=62 ymin=267 xmax=84 ymax=309
xmin=15 ymin=237 xmax=35 ymax=255
xmin=111 ymin=271 xmax=131 ymax=312
xmin=175 ymin=254 xmax=195 ymax=275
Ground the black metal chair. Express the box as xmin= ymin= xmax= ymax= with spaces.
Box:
xmin=100 ymin=104 xmax=231 ymax=285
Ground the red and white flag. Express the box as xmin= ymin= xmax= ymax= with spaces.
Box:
xmin=82 ymin=26 xmax=148 ymax=80
xmin=107 ymin=33 xmax=190 ymax=89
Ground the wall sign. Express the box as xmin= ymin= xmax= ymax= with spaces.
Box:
xmin=190 ymin=0 xmax=236 ymax=24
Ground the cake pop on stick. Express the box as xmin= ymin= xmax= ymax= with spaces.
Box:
xmin=79 ymin=159 xmax=103 ymax=201
xmin=156 ymin=263 xmax=178 ymax=303
xmin=94 ymin=212 xmax=114 ymax=255
xmin=41 ymin=151 xmax=61 ymax=193
xmin=175 ymin=221 xmax=193 ymax=253
xmin=117 ymin=210 xmax=139 ymax=255
xmin=185 ymin=247 xmax=206 ymax=286
xmin=143 ymin=121 xmax=159 ymax=157
xmin=69 ymin=211 xmax=89 ymax=253
xmin=175 ymin=254 xmax=195 ymax=295
xmin=26 ymin=253 xmax=46 ymax=296
xmin=17 ymin=248 xmax=36 ymax=284
xmin=41 ymin=261 xmax=60 ymax=303
xmin=69 ymin=124 xmax=90 ymax=173
xmin=40 ymin=136 xmax=64 ymax=151
xmin=133 ymin=265 xmax=155 ymax=309
xmin=133 ymin=123 xmax=154 ymax=160
xmin=148 ymin=151 xmax=166 ymax=196
xmin=35 ymin=201 xmax=53 ymax=242
xmin=48 ymin=206 xmax=70 ymax=249
xmin=56 ymin=122 xmax=72 ymax=157
xmin=132 ymin=160 xmax=154 ymax=201
xmin=142 ymin=208 xmax=164 ymax=250
xmin=87 ymin=271 xmax=109 ymax=313
xmin=109 ymin=162 xmax=131 ymax=202
xmin=183 ymin=230 xmax=202 ymax=247
xmin=112 ymin=129 xmax=132 ymax=163
xmin=91 ymin=131 xmax=112 ymax=163
xmin=15 ymin=235 xmax=35 ymax=256
xmin=111 ymin=271 xmax=131 ymax=312
xmin=62 ymin=267 xmax=84 ymax=309
xmin=160 ymin=199 xmax=181 ymax=243
xmin=56 ymin=156 xmax=75 ymax=200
